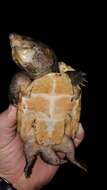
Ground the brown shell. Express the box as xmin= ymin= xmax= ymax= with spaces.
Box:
xmin=17 ymin=73 xmax=81 ymax=146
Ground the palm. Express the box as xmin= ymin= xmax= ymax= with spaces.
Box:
xmin=0 ymin=106 xmax=59 ymax=189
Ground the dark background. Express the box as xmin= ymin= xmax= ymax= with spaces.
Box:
xmin=0 ymin=11 xmax=99 ymax=189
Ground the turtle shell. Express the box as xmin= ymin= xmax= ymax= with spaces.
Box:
xmin=17 ymin=72 xmax=81 ymax=146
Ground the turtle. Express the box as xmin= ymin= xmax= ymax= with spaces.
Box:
xmin=8 ymin=33 xmax=87 ymax=177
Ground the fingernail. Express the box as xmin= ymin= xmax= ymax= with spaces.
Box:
xmin=79 ymin=123 xmax=83 ymax=128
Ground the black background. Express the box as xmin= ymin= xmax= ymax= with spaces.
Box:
xmin=0 ymin=7 xmax=99 ymax=189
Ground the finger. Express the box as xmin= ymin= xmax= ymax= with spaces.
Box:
xmin=74 ymin=123 xmax=85 ymax=147
xmin=0 ymin=105 xmax=16 ymax=130
xmin=32 ymin=157 xmax=59 ymax=186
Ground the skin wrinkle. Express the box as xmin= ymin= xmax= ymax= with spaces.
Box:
xmin=0 ymin=125 xmax=17 ymax=149
xmin=0 ymin=135 xmax=25 ymax=181
xmin=0 ymin=106 xmax=16 ymax=129
xmin=0 ymin=106 xmax=17 ymax=149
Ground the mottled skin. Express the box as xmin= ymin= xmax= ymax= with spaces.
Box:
xmin=9 ymin=33 xmax=86 ymax=177
xmin=9 ymin=33 xmax=57 ymax=79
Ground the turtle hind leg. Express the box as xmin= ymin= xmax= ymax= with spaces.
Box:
xmin=64 ymin=137 xmax=87 ymax=172
xmin=24 ymin=141 xmax=39 ymax=177
xmin=24 ymin=156 xmax=36 ymax=177
xmin=40 ymin=147 xmax=67 ymax=165
xmin=54 ymin=135 xmax=87 ymax=172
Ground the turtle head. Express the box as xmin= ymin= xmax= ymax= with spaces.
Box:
xmin=9 ymin=33 xmax=57 ymax=79
xmin=9 ymin=33 xmax=36 ymax=70
xmin=9 ymin=33 xmax=35 ymax=48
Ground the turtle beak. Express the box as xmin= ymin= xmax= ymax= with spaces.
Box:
xmin=9 ymin=33 xmax=15 ymax=48
xmin=9 ymin=33 xmax=23 ymax=48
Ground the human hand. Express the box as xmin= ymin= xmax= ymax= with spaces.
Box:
xmin=0 ymin=105 xmax=84 ymax=190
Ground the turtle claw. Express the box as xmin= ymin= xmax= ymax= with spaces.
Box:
xmin=24 ymin=157 xmax=37 ymax=177
xmin=67 ymin=71 xmax=87 ymax=86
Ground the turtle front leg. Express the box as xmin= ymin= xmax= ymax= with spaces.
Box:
xmin=9 ymin=72 xmax=31 ymax=105
xmin=67 ymin=71 xmax=87 ymax=86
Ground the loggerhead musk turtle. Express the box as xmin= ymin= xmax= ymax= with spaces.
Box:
xmin=9 ymin=33 xmax=86 ymax=177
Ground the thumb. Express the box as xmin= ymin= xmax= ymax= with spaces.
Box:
xmin=0 ymin=105 xmax=16 ymax=130
xmin=74 ymin=123 xmax=85 ymax=147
